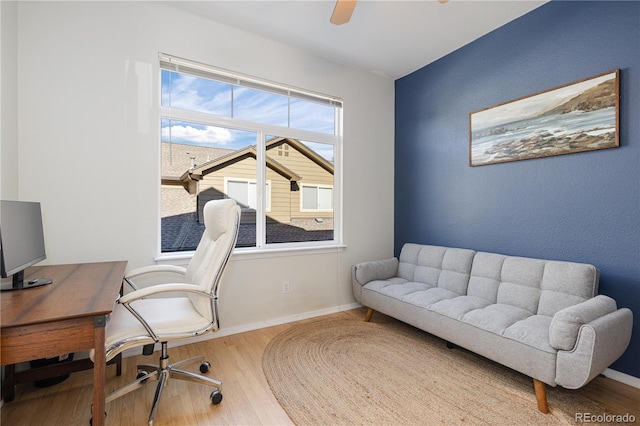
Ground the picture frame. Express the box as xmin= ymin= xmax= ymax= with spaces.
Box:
xmin=469 ymin=69 xmax=619 ymax=167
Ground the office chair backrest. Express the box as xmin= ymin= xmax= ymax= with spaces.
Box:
xmin=185 ymin=199 xmax=240 ymax=324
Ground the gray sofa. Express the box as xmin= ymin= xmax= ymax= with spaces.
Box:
xmin=351 ymin=243 xmax=633 ymax=412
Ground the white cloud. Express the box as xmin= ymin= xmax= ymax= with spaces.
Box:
xmin=164 ymin=73 xmax=231 ymax=115
xmin=162 ymin=124 xmax=233 ymax=145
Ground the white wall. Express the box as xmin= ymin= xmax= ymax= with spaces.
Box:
xmin=1 ymin=1 xmax=18 ymax=200
xmin=11 ymin=1 xmax=394 ymax=329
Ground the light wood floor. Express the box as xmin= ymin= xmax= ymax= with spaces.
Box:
xmin=2 ymin=308 xmax=638 ymax=425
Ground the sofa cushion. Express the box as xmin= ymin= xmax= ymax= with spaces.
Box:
xmin=549 ymin=295 xmax=617 ymax=351
xmin=503 ymin=315 xmax=556 ymax=353
xmin=397 ymin=243 xmax=426 ymax=281
xmin=502 ymin=257 xmax=546 ymax=286
xmin=537 ymin=261 xmax=599 ymax=316
xmin=461 ymin=304 xmax=532 ymax=334
xmin=467 ymin=252 xmax=506 ymax=303
xmin=467 ymin=276 xmax=500 ymax=303
xmin=428 ymin=295 xmax=492 ymax=320
xmin=538 ymin=291 xmax=588 ymax=318
xmin=413 ymin=263 xmax=441 ymax=287
xmin=364 ymin=280 xmax=432 ymax=299
xmin=402 ymin=287 xmax=459 ymax=309
xmin=436 ymin=248 xmax=475 ymax=294
xmin=497 ymin=257 xmax=545 ymax=313
xmin=397 ymin=244 xmax=475 ymax=294
xmin=497 ymin=282 xmax=540 ymax=314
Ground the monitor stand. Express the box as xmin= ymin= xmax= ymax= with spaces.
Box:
xmin=0 ymin=271 xmax=52 ymax=291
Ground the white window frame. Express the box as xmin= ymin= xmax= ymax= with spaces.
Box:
xmin=158 ymin=53 xmax=343 ymax=257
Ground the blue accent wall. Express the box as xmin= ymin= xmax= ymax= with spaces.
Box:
xmin=395 ymin=1 xmax=639 ymax=377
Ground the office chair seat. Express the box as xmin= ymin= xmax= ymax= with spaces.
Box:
xmin=90 ymin=199 xmax=240 ymax=425
xmin=104 ymin=297 xmax=214 ymax=357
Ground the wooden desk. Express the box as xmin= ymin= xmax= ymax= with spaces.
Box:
xmin=1 ymin=261 xmax=127 ymax=426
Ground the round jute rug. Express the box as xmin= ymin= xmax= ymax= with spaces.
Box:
xmin=262 ymin=318 xmax=608 ymax=425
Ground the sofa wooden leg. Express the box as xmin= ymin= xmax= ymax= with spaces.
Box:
xmin=364 ymin=308 xmax=374 ymax=322
xmin=533 ymin=379 xmax=549 ymax=414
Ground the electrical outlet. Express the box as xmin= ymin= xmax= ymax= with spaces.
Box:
xmin=282 ymin=281 xmax=291 ymax=294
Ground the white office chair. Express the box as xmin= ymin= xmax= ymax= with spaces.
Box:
xmin=91 ymin=199 xmax=240 ymax=425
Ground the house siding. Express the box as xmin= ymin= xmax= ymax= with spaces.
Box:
xmin=184 ymin=139 xmax=334 ymax=226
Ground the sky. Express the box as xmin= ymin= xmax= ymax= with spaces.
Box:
xmin=161 ymin=70 xmax=336 ymax=159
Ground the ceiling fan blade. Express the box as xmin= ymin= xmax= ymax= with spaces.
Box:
xmin=330 ymin=0 xmax=357 ymax=25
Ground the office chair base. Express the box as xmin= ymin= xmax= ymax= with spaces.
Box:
xmin=103 ymin=342 xmax=222 ymax=425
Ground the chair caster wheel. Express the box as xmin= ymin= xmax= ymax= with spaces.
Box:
xmin=200 ymin=361 xmax=211 ymax=373
xmin=136 ymin=371 xmax=148 ymax=383
xmin=210 ymin=390 xmax=223 ymax=405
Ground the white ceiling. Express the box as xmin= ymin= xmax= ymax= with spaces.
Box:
xmin=166 ymin=0 xmax=548 ymax=80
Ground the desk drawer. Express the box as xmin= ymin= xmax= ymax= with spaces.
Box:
xmin=1 ymin=317 xmax=97 ymax=365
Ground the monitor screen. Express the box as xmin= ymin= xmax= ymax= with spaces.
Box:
xmin=1 ymin=200 xmax=51 ymax=290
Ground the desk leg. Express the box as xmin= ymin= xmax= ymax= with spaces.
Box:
xmin=93 ymin=316 xmax=107 ymax=426
xmin=2 ymin=364 xmax=16 ymax=402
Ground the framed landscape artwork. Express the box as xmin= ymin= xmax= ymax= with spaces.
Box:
xmin=469 ymin=69 xmax=619 ymax=166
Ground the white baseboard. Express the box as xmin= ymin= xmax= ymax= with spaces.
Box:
xmin=602 ymin=368 xmax=640 ymax=389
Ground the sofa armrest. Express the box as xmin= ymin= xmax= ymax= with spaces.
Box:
xmin=549 ymin=295 xmax=618 ymax=351
xmin=555 ymin=307 xmax=633 ymax=389
xmin=353 ymin=258 xmax=399 ymax=286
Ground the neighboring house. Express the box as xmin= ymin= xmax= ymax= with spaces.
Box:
xmin=161 ymin=142 xmax=235 ymax=219
xmin=161 ymin=137 xmax=334 ymax=251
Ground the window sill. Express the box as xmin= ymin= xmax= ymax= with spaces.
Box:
xmin=155 ymin=244 xmax=346 ymax=265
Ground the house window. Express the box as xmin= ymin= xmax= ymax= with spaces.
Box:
xmin=302 ymin=185 xmax=333 ymax=211
xmin=159 ymin=54 xmax=342 ymax=253
xmin=225 ymin=178 xmax=271 ymax=211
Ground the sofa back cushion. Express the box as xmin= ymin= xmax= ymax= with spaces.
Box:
xmin=399 ymin=244 xmax=599 ymax=316
xmin=466 ymin=252 xmax=504 ymax=303
xmin=398 ymin=244 xmax=475 ymax=295
xmin=467 ymin=250 xmax=598 ymax=316
xmin=537 ymin=261 xmax=599 ymax=316
xmin=467 ymin=254 xmax=546 ymax=314
xmin=497 ymin=257 xmax=546 ymax=314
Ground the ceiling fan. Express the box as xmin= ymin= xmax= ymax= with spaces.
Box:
xmin=331 ymin=0 xmax=449 ymax=26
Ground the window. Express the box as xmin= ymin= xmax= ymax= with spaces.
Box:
xmin=302 ymin=185 xmax=333 ymax=211
xmin=160 ymin=54 xmax=342 ymax=253
xmin=225 ymin=178 xmax=271 ymax=211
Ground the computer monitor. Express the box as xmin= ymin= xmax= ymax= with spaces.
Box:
xmin=0 ymin=200 xmax=52 ymax=291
